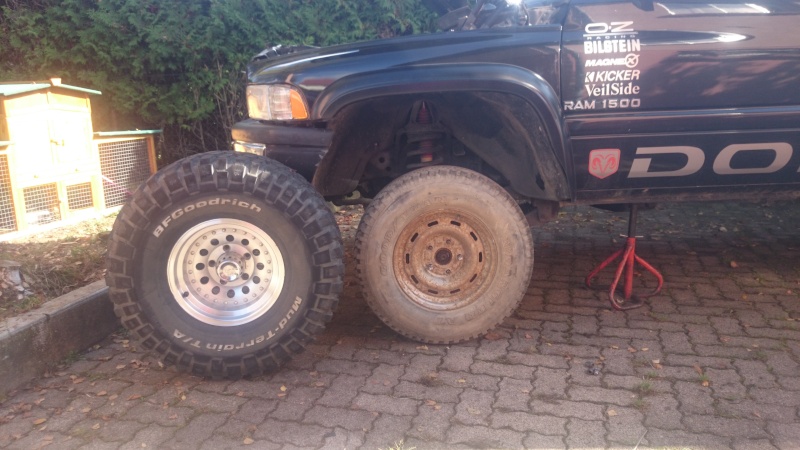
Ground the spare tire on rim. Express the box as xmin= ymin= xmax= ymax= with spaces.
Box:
xmin=355 ymin=165 xmax=534 ymax=343
xmin=106 ymin=151 xmax=343 ymax=378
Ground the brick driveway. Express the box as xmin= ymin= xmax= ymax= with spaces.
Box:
xmin=1 ymin=201 xmax=799 ymax=449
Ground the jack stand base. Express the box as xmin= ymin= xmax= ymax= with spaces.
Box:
xmin=585 ymin=205 xmax=664 ymax=311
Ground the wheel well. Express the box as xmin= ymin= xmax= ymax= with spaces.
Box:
xmin=313 ymin=92 xmax=569 ymax=202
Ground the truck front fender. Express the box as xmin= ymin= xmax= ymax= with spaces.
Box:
xmin=312 ymin=63 xmax=571 ymax=201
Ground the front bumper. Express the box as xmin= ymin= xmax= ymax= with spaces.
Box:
xmin=231 ymin=119 xmax=333 ymax=182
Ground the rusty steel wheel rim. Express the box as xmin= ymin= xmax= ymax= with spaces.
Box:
xmin=393 ymin=211 xmax=496 ymax=311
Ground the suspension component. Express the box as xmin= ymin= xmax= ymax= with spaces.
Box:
xmin=397 ymin=101 xmax=447 ymax=171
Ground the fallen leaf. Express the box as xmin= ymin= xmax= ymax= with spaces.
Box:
xmin=416 ymin=345 xmax=429 ymax=350
xmin=467 ymin=407 xmax=481 ymax=415
xmin=425 ymin=400 xmax=437 ymax=407
xmin=236 ymin=391 xmax=245 ymax=397
xmin=116 ymin=365 xmax=127 ymax=370
xmin=33 ymin=418 xmax=47 ymax=425
xmin=524 ymin=333 xmax=533 ymax=339
xmin=243 ymin=438 xmax=254 ymax=445
xmin=484 ymin=332 xmax=502 ymax=341
xmin=81 ymin=407 xmax=91 ymax=413
xmin=611 ymin=345 xmax=620 ymax=350
xmin=628 ymin=347 xmax=637 ymax=353
xmin=41 ymin=435 xmax=54 ymax=442
xmin=97 ymin=391 xmax=107 ymax=397
xmin=607 ymin=409 xmax=618 ymax=417
xmin=702 ymin=380 xmax=710 ymax=387
xmin=128 ymin=395 xmax=142 ymax=401
xmin=434 ymin=405 xmax=442 ymax=410
xmin=92 ymin=423 xmax=101 ymax=430
xmin=693 ymin=365 xmax=704 ymax=375
xmin=72 ymin=377 xmax=86 ymax=385
xmin=457 ymin=379 xmax=466 ymax=384
xmin=277 ymin=393 xmax=286 ymax=398
xmin=109 ymin=395 xmax=118 ymax=401
xmin=314 ymin=382 xmax=325 ymax=387
xmin=641 ymin=348 xmax=649 ymax=352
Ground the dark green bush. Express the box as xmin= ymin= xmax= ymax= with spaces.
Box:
xmin=0 ymin=0 xmax=436 ymax=163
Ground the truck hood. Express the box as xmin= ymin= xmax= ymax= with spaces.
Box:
xmin=246 ymin=27 xmax=562 ymax=110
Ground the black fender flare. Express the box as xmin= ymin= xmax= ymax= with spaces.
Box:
xmin=312 ymin=63 xmax=571 ymax=200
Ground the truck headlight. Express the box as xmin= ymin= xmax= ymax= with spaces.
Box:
xmin=246 ymin=85 xmax=309 ymax=121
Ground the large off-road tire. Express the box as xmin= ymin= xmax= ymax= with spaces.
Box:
xmin=106 ymin=151 xmax=343 ymax=378
xmin=356 ymin=166 xmax=534 ymax=343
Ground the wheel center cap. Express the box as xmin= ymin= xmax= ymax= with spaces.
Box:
xmin=218 ymin=261 xmax=241 ymax=282
xmin=435 ymin=248 xmax=453 ymax=265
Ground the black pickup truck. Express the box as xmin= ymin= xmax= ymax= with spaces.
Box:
xmin=107 ymin=0 xmax=800 ymax=378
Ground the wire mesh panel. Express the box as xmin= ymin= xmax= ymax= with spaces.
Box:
xmin=23 ymin=183 xmax=61 ymax=226
xmin=98 ymin=138 xmax=151 ymax=208
xmin=0 ymin=155 xmax=17 ymax=234
xmin=66 ymin=182 xmax=94 ymax=211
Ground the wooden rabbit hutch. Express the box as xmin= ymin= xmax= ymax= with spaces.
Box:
xmin=0 ymin=79 xmax=158 ymax=237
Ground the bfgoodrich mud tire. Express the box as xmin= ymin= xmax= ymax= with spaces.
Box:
xmin=355 ymin=166 xmax=534 ymax=343
xmin=106 ymin=152 xmax=343 ymax=378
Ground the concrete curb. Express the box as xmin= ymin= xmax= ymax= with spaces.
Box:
xmin=0 ymin=280 xmax=117 ymax=397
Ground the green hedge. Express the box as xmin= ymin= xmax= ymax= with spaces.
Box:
xmin=0 ymin=0 xmax=436 ymax=162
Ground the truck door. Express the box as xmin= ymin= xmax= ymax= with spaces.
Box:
xmin=560 ymin=0 xmax=800 ymax=203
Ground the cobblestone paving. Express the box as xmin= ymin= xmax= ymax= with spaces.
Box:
xmin=1 ymin=201 xmax=799 ymax=449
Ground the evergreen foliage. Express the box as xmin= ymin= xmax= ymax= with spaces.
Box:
xmin=0 ymin=0 xmax=435 ymax=162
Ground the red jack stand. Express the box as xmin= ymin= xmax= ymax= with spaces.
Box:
xmin=585 ymin=205 xmax=664 ymax=310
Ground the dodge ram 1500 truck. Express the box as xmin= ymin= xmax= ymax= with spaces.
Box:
xmin=107 ymin=0 xmax=800 ymax=377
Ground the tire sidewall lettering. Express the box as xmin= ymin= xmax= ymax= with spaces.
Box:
xmin=152 ymin=198 xmax=262 ymax=238
xmin=171 ymin=296 xmax=303 ymax=351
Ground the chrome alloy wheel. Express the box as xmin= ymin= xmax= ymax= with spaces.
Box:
xmin=167 ymin=219 xmax=285 ymax=326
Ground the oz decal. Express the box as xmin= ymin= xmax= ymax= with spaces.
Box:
xmin=588 ymin=149 xmax=621 ymax=179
